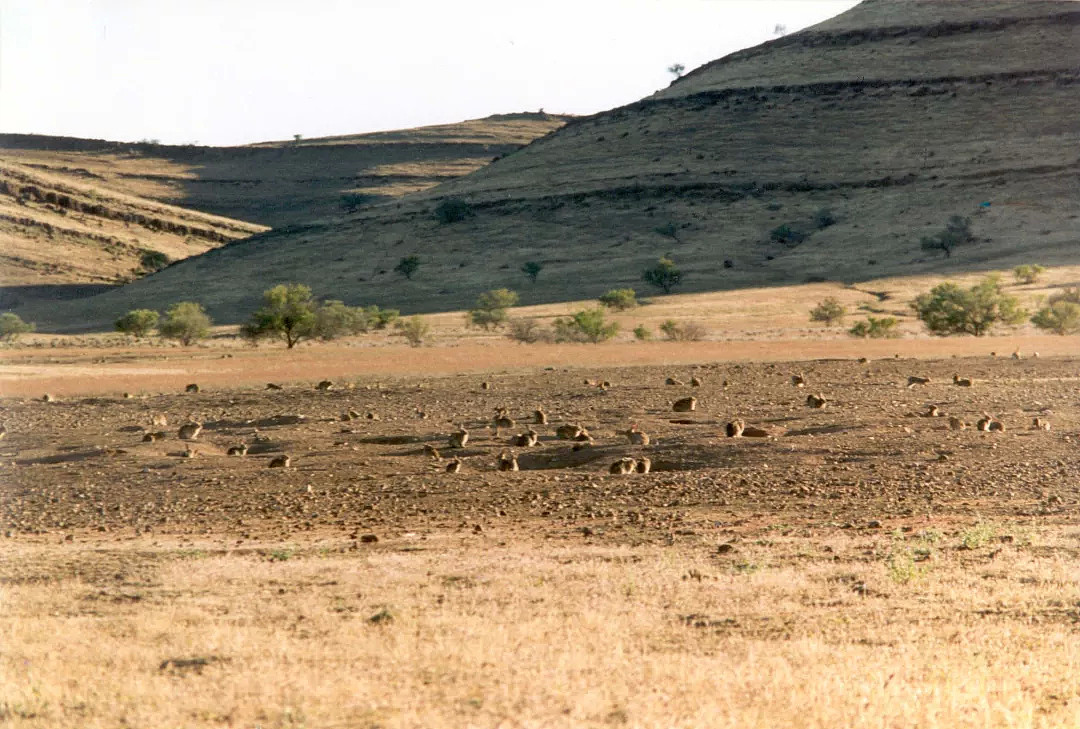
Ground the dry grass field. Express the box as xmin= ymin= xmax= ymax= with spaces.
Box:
xmin=3 ymin=326 xmax=1080 ymax=726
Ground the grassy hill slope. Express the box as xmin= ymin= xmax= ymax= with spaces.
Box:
xmin=28 ymin=0 xmax=1080 ymax=330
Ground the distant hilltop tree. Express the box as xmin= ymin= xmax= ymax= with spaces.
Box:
xmin=667 ymin=63 xmax=685 ymax=80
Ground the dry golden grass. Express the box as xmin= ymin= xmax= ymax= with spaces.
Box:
xmin=4 ymin=522 xmax=1080 ymax=728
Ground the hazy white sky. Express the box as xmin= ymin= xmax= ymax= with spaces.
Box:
xmin=1 ymin=0 xmax=858 ymax=146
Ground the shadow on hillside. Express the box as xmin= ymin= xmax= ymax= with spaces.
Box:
xmin=0 ymin=284 xmax=118 ymax=310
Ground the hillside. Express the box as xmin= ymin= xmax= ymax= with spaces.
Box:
xmin=0 ymin=159 xmax=266 ymax=308
xmin=0 ymin=112 xmax=572 ymax=229
xmin=29 ymin=0 xmax=1080 ymax=329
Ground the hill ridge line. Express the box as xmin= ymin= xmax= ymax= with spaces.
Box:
xmin=681 ymin=8 xmax=1080 ymax=82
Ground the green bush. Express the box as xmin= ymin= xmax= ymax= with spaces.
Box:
xmin=809 ymin=297 xmax=846 ymax=326
xmin=115 ymin=309 xmax=159 ymax=338
xmin=553 ymin=308 xmax=618 ymax=343
xmin=912 ymin=275 xmax=1026 ymax=336
xmin=366 ymin=306 xmax=399 ymax=329
xmin=313 ymin=300 xmax=370 ymax=340
xmin=1031 ymin=301 xmax=1080 ymax=335
xmin=468 ymin=288 xmax=519 ymax=330
xmin=633 ymin=325 xmax=652 ymax=341
xmin=433 ymin=198 xmax=472 ymax=224
xmin=340 ymin=192 xmax=378 ymax=212
xmin=506 ymin=318 xmax=553 ymax=344
xmin=159 ymin=301 xmax=212 ymax=346
xmin=0 ymin=312 xmax=35 ymax=342
xmin=814 ymin=208 xmax=837 ymax=229
xmin=521 ymin=261 xmax=544 ymax=283
xmin=642 ymin=257 xmax=683 ymax=294
xmin=394 ymin=256 xmax=420 ymax=280
xmin=1049 ymin=287 xmax=1080 ymax=306
xmin=598 ymin=288 xmax=638 ymax=311
xmin=770 ymin=224 xmax=807 ymax=246
xmin=920 ymin=215 xmax=973 ymax=259
xmin=659 ymin=319 xmax=707 ymax=341
xmin=848 ymin=316 xmax=899 ymax=339
xmin=395 ymin=316 xmax=430 ymax=347
xmin=139 ymin=249 xmax=171 ymax=273
xmin=1013 ymin=264 xmax=1044 ymax=285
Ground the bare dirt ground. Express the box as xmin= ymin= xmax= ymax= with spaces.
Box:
xmin=3 ymin=349 xmax=1080 ymax=726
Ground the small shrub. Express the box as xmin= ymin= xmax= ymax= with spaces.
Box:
xmin=642 ymin=257 xmax=683 ymax=294
xmin=139 ymin=249 xmax=171 ymax=273
xmin=1031 ymin=300 xmax=1080 ymax=335
xmin=0 ymin=312 xmax=35 ymax=342
xmin=848 ymin=316 xmax=899 ymax=339
xmin=394 ymin=256 xmax=420 ymax=280
xmin=506 ymin=318 xmax=553 ymax=344
xmin=886 ymin=546 xmax=927 ymax=585
xmin=1048 ymin=287 xmax=1080 ymax=306
xmin=553 ymin=308 xmax=618 ymax=343
xmin=654 ymin=222 xmax=678 ymax=239
xmin=115 ymin=309 xmax=159 ymax=338
xmin=659 ymin=319 xmax=707 ymax=341
xmin=468 ymin=288 xmax=519 ymax=330
xmin=809 ymin=297 xmax=846 ymax=326
xmin=920 ymin=215 xmax=973 ymax=259
xmin=365 ymin=306 xmax=398 ymax=329
xmin=159 ymin=301 xmax=212 ymax=346
xmin=395 ymin=316 xmax=430 ymax=347
xmin=912 ymin=275 xmax=1026 ymax=336
xmin=814 ymin=207 xmax=837 ymax=229
xmin=433 ymin=198 xmax=471 ymax=224
xmin=959 ymin=523 xmax=996 ymax=551
xmin=340 ymin=192 xmax=377 ymax=212
xmin=633 ymin=325 xmax=652 ymax=341
xmin=770 ymin=224 xmax=807 ymax=246
xmin=313 ymin=300 xmax=370 ymax=340
xmin=521 ymin=261 xmax=544 ymax=283
xmin=1013 ymin=264 xmax=1044 ymax=285
xmin=598 ymin=288 xmax=638 ymax=311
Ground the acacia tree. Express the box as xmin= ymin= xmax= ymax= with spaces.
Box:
xmin=1031 ymin=301 xmax=1080 ymax=335
xmin=468 ymin=288 xmax=519 ymax=329
xmin=242 ymin=284 xmax=318 ymax=349
xmin=920 ymin=215 xmax=973 ymax=259
xmin=521 ymin=261 xmax=543 ymax=283
xmin=642 ymin=257 xmax=683 ymax=294
xmin=912 ymin=275 xmax=1026 ymax=336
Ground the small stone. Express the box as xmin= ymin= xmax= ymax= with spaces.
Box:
xmin=716 ymin=543 xmax=736 ymax=554
xmin=360 ymin=534 xmax=378 ymax=543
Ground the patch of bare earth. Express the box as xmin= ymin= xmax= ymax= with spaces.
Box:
xmin=2 ymin=354 xmax=1080 ymax=726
